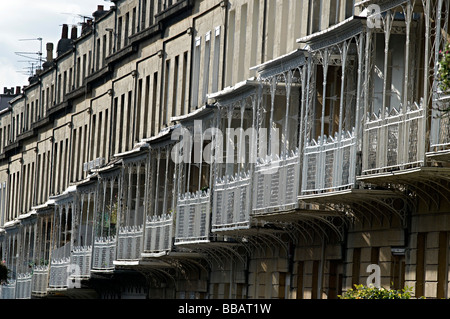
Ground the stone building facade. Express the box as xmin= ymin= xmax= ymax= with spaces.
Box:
xmin=0 ymin=0 xmax=449 ymax=299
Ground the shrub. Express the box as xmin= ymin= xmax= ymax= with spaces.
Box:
xmin=339 ymin=285 xmax=413 ymax=299
xmin=0 ymin=261 xmax=8 ymax=284
xmin=438 ymin=43 xmax=450 ymax=92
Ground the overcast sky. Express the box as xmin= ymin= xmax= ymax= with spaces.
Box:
xmin=0 ymin=0 xmax=110 ymax=91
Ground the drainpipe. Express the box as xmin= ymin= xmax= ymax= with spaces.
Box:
xmin=108 ymin=83 xmax=114 ymax=162
xmin=71 ymin=26 xmax=77 ymax=90
xmin=138 ymin=0 xmax=142 ymax=33
xmin=221 ymin=0 xmax=229 ymax=92
xmin=244 ymin=253 xmax=249 ymax=298
xmin=261 ymin=0 xmax=267 ymax=63
xmin=317 ymin=236 xmax=326 ymax=299
xmin=132 ymin=68 xmax=138 ymax=143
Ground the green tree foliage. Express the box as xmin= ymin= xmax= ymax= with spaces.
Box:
xmin=438 ymin=43 xmax=450 ymax=92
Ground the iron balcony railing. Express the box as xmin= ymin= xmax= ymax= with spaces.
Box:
xmin=430 ymin=94 xmax=450 ymax=155
xmin=92 ymin=236 xmax=116 ymax=271
xmin=175 ymin=190 xmax=211 ymax=245
xmin=48 ymin=243 xmax=71 ymax=290
xmin=71 ymin=245 xmax=92 ymax=279
xmin=15 ymin=273 xmax=32 ymax=299
xmin=48 ymin=257 xmax=71 ymax=289
xmin=362 ymin=102 xmax=425 ymax=175
xmin=302 ymin=130 xmax=357 ymax=195
xmin=0 ymin=281 xmax=16 ymax=299
xmin=212 ymin=171 xmax=251 ymax=232
xmin=144 ymin=213 xmax=173 ymax=256
xmin=31 ymin=265 xmax=49 ymax=297
xmin=253 ymin=150 xmax=301 ymax=214
xmin=116 ymin=225 xmax=143 ymax=261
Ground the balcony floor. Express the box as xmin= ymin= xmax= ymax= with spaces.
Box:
xmin=298 ymin=188 xmax=406 ymax=207
xmin=298 ymin=187 xmax=411 ymax=227
xmin=426 ymin=149 xmax=450 ymax=163
xmin=251 ymin=207 xmax=340 ymax=221
xmin=357 ymin=166 xmax=450 ymax=187
xmin=357 ymin=166 xmax=450 ymax=214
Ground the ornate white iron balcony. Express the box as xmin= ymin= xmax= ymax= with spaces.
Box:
xmin=92 ymin=236 xmax=116 ymax=271
xmin=116 ymin=225 xmax=143 ymax=260
xmin=32 ymin=265 xmax=49 ymax=296
xmin=430 ymin=94 xmax=450 ymax=154
xmin=175 ymin=190 xmax=211 ymax=245
xmin=0 ymin=280 xmax=16 ymax=299
xmin=362 ymin=102 xmax=424 ymax=174
xmin=15 ymin=273 xmax=32 ymax=299
xmin=48 ymin=257 xmax=71 ymax=289
xmin=144 ymin=213 xmax=173 ymax=256
xmin=253 ymin=150 xmax=300 ymax=214
xmin=71 ymin=245 xmax=92 ymax=279
xmin=212 ymin=171 xmax=251 ymax=231
xmin=302 ymin=130 xmax=357 ymax=195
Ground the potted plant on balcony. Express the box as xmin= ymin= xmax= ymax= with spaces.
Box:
xmin=437 ymin=43 xmax=450 ymax=115
xmin=438 ymin=43 xmax=450 ymax=94
xmin=104 ymin=199 xmax=118 ymax=236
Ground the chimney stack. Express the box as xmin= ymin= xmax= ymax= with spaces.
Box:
xmin=61 ymin=24 xmax=68 ymax=39
xmin=93 ymin=5 xmax=106 ymax=20
xmin=71 ymin=25 xmax=78 ymax=40
xmin=57 ymin=24 xmax=74 ymax=56
xmin=46 ymin=43 xmax=54 ymax=62
xmin=82 ymin=19 xmax=93 ymax=35
xmin=2 ymin=87 xmax=19 ymax=95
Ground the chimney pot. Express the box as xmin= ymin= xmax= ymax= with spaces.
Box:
xmin=61 ymin=24 xmax=68 ymax=39
xmin=45 ymin=43 xmax=54 ymax=62
xmin=98 ymin=5 xmax=104 ymax=11
xmin=71 ymin=25 xmax=78 ymax=40
xmin=16 ymin=86 xmax=20 ymax=95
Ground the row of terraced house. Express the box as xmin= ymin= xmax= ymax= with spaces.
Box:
xmin=0 ymin=0 xmax=450 ymax=299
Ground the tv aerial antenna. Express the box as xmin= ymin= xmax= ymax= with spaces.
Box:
xmin=16 ymin=61 xmax=40 ymax=76
xmin=15 ymin=37 xmax=43 ymax=76
xmin=60 ymin=12 xmax=93 ymax=25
